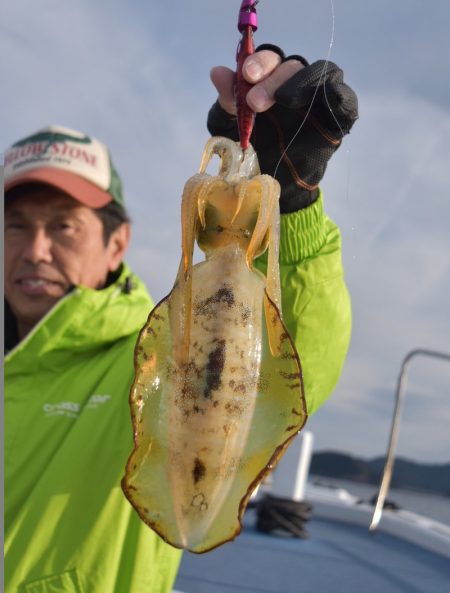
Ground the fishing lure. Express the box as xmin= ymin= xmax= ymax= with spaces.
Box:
xmin=235 ymin=0 xmax=258 ymax=149
xmin=122 ymin=1 xmax=307 ymax=554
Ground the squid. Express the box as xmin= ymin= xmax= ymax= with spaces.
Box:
xmin=122 ymin=136 xmax=307 ymax=553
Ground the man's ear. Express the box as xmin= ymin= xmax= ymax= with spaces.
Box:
xmin=107 ymin=223 xmax=131 ymax=272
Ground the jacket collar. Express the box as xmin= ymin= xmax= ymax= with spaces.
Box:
xmin=4 ymin=263 xmax=152 ymax=364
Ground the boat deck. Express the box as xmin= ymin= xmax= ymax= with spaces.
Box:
xmin=174 ymin=509 xmax=450 ymax=593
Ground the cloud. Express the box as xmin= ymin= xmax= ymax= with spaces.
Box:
xmin=2 ymin=0 xmax=449 ymax=462
xmin=1 ymin=0 xmax=205 ymax=152
xmin=1 ymin=0 xmax=209 ymax=301
xmin=310 ymin=89 xmax=450 ymax=460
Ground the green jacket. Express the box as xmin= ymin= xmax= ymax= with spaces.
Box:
xmin=4 ymin=193 xmax=350 ymax=592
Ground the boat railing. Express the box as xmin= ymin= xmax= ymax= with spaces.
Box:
xmin=369 ymin=348 xmax=450 ymax=532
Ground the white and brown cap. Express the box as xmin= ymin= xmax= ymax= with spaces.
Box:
xmin=4 ymin=125 xmax=124 ymax=208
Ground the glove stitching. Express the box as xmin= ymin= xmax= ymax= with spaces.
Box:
xmin=266 ymin=112 xmax=318 ymax=192
xmin=297 ymin=109 xmax=342 ymax=146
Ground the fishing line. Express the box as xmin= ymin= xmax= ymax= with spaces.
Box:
xmin=272 ymin=0 xmax=346 ymax=180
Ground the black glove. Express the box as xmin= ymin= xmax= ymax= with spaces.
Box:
xmin=207 ymin=45 xmax=359 ymax=213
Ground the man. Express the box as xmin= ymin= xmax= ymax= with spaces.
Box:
xmin=4 ymin=49 xmax=357 ymax=592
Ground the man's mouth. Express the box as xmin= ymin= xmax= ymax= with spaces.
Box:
xmin=16 ymin=277 xmax=64 ymax=295
xmin=20 ymin=278 xmax=55 ymax=286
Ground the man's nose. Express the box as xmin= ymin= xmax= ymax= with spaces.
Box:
xmin=22 ymin=229 xmax=53 ymax=263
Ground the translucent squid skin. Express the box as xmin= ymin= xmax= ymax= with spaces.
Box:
xmin=122 ymin=138 xmax=307 ymax=553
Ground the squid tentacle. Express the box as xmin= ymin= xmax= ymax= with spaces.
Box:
xmin=122 ymin=136 xmax=306 ymax=554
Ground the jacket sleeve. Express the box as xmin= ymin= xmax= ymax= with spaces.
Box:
xmin=255 ymin=191 xmax=351 ymax=415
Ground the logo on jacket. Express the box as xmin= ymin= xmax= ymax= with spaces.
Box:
xmin=43 ymin=394 xmax=111 ymax=418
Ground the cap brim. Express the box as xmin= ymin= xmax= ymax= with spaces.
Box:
xmin=5 ymin=168 xmax=112 ymax=208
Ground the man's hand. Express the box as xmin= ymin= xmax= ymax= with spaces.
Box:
xmin=208 ymin=46 xmax=358 ymax=213
xmin=210 ymin=49 xmax=304 ymax=114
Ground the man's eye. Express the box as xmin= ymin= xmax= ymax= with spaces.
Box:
xmin=55 ymin=222 xmax=74 ymax=231
xmin=5 ymin=222 xmax=26 ymax=231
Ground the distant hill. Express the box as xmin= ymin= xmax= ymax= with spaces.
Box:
xmin=310 ymin=451 xmax=450 ymax=496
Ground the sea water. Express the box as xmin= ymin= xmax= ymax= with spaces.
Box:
xmin=310 ymin=475 xmax=450 ymax=526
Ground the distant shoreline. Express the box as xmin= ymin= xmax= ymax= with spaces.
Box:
xmin=310 ymin=451 xmax=450 ymax=497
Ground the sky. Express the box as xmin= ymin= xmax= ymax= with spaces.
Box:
xmin=2 ymin=0 xmax=450 ymax=463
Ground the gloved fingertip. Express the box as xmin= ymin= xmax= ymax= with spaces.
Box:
xmin=274 ymin=74 xmax=313 ymax=109
xmin=283 ymin=54 xmax=309 ymax=67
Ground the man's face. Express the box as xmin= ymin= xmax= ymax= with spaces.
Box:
xmin=5 ymin=186 xmax=129 ymax=335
